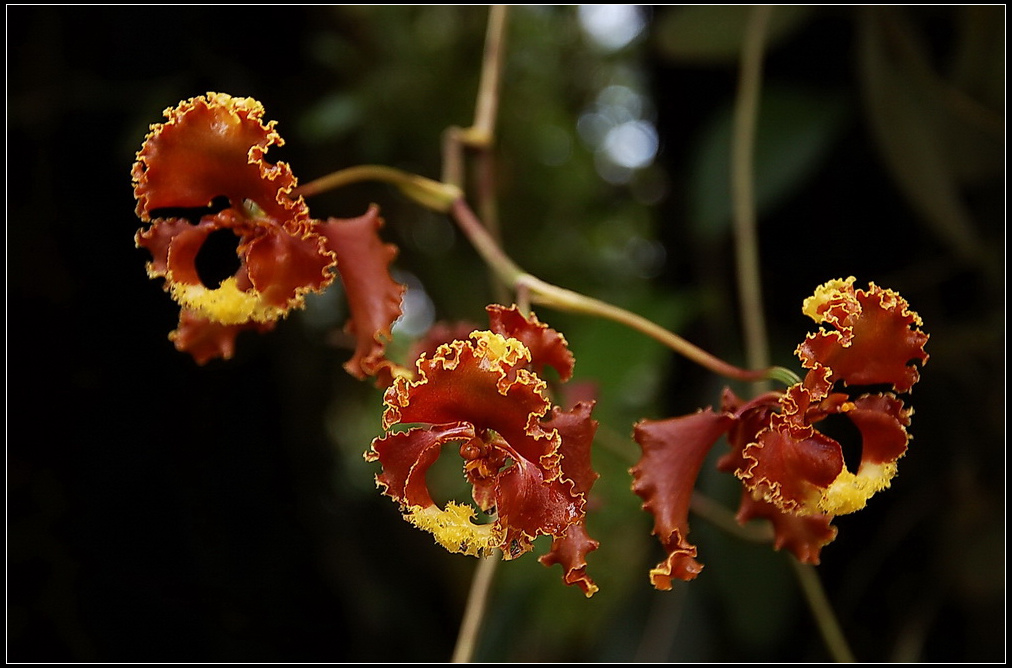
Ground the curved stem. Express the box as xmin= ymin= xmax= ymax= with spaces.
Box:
xmin=295 ymin=167 xmax=794 ymax=386
xmin=523 ymin=275 xmax=772 ymax=383
xmin=449 ymin=198 xmax=789 ymax=384
xmin=732 ymin=5 xmax=773 ymax=388
xmin=471 ymin=5 xmax=510 ymax=303
xmin=449 ymin=196 xmax=525 ymax=284
xmin=451 ymin=551 xmax=500 ymax=663
xmin=466 ymin=5 xmax=508 ymax=148
xmin=294 ymin=165 xmax=462 ymax=212
xmin=690 ymin=491 xmax=775 ymax=543
xmin=789 ymin=558 xmax=857 ymax=662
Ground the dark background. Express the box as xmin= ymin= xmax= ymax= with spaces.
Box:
xmin=8 ymin=6 xmax=1005 ymax=662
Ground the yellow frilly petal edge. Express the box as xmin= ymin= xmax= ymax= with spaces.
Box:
xmin=801 ymin=276 xmax=856 ymax=324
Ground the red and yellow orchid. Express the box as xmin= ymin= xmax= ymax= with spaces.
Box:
xmin=132 ymin=93 xmax=404 ymax=373
xmin=632 ymin=278 xmax=928 ymax=589
xmin=131 ymin=95 xmax=933 ymax=603
xmin=366 ymin=305 xmax=601 ymax=596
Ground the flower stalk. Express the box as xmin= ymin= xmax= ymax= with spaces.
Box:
xmin=451 ymin=553 xmax=500 ymax=663
xmin=296 ymin=166 xmax=797 ymax=386
xmin=295 ymin=165 xmax=462 ymax=212
xmin=731 ymin=4 xmax=774 ymax=386
xmin=448 ymin=197 xmax=793 ymax=385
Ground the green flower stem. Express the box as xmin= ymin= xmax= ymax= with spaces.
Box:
xmin=690 ymin=491 xmax=775 ymax=544
xmin=789 ymin=558 xmax=857 ymax=662
xmin=449 ymin=198 xmax=791 ymax=385
xmin=451 ymin=550 xmax=501 ymax=663
xmin=731 ymin=4 xmax=773 ymax=387
xmin=294 ymin=165 xmax=462 ymax=213
xmin=442 ymin=4 xmax=508 ymax=186
xmin=767 ymin=365 xmax=802 ymax=386
xmin=296 ymin=167 xmax=796 ymax=385
xmin=524 ymin=275 xmax=773 ymax=384
xmin=448 ymin=196 xmax=526 ymax=283
xmin=440 ymin=4 xmax=506 ymax=189
xmin=466 ymin=4 xmax=508 ymax=149
xmin=469 ymin=5 xmax=511 ymax=304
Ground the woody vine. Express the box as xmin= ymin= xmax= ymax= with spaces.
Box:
xmin=130 ymin=7 xmax=928 ymax=662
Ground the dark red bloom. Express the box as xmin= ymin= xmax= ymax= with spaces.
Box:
xmin=740 ymin=279 xmax=928 ymax=516
xmin=366 ymin=306 xmax=600 ymax=596
xmin=132 ymin=93 xmax=404 ymax=371
xmin=632 ymin=278 xmax=928 ymax=588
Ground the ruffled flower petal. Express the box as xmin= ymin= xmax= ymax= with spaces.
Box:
xmin=736 ymin=380 xmax=913 ymax=516
xmin=544 ymin=402 xmax=600 ymax=496
xmin=712 ymin=389 xmax=840 ymax=563
xmin=379 ymin=332 xmax=563 ymax=558
xmin=132 ymin=92 xmax=303 ymax=224
xmin=714 ymin=387 xmax=780 ymax=476
xmin=631 ymin=409 xmax=735 ymax=588
xmin=846 ymin=393 xmax=912 ymax=465
xmin=367 ymin=422 xmax=505 ymax=557
xmin=320 ymin=206 xmax=406 ymax=384
xmin=168 ymin=309 xmax=275 ymax=365
xmin=734 ymin=491 xmax=838 ymax=564
xmin=136 ymin=207 xmax=335 ymax=327
xmin=381 ymin=332 xmax=549 ymax=440
xmin=495 ymin=454 xmax=582 ymax=558
xmin=817 ymin=392 xmax=912 ymax=514
xmin=487 ymin=304 xmax=575 ymax=382
xmin=409 ymin=320 xmax=481 ymax=365
xmin=537 ymin=402 xmax=600 ymax=596
xmin=370 ymin=421 xmax=475 ymax=510
xmin=538 ymin=523 xmax=600 ymax=598
xmin=798 ymin=276 xmax=929 ymax=392
xmin=244 ymin=223 xmax=335 ymax=310
xmin=740 ymin=402 xmax=847 ymax=514
xmin=738 ymin=279 xmax=927 ymax=516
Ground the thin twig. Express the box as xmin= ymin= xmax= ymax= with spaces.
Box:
xmin=471 ymin=5 xmax=509 ymax=303
xmin=689 ymin=491 xmax=774 ymax=544
xmin=731 ymin=5 xmax=773 ymax=390
xmin=441 ymin=6 xmax=507 ymax=188
xmin=468 ymin=5 xmax=508 ymax=146
xmin=451 ymin=552 xmax=501 ymax=663
xmin=789 ymin=558 xmax=857 ymax=662
xmin=449 ymin=197 xmax=792 ymax=384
